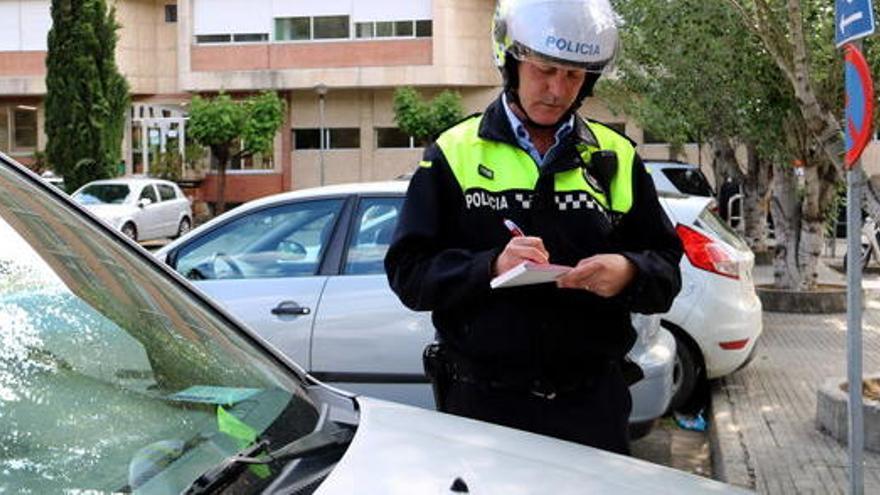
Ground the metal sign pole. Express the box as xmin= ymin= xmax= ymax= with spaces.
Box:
xmin=846 ymin=148 xmax=865 ymax=495
xmin=844 ymin=37 xmax=868 ymax=495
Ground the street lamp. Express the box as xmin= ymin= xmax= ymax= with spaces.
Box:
xmin=315 ymin=83 xmax=328 ymax=186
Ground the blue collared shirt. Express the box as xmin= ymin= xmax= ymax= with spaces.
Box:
xmin=502 ymin=93 xmax=574 ymax=167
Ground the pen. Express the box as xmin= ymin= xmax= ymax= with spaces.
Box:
xmin=503 ymin=218 xmax=525 ymax=237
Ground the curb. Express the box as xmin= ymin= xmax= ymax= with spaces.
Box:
xmin=709 ymin=380 xmax=756 ymax=491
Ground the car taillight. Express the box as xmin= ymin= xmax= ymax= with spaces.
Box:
xmin=676 ymin=224 xmax=740 ymax=279
xmin=719 ymin=338 xmax=750 ymax=350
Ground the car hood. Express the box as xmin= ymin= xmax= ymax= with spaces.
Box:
xmin=317 ymin=397 xmax=749 ymax=494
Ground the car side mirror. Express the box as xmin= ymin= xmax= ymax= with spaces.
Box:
xmin=138 ymin=198 xmax=153 ymax=208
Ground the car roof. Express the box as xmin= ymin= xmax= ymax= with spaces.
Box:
xmin=234 ymin=180 xmax=409 ymax=210
xmin=80 ymin=177 xmax=177 ymax=187
xmin=157 ymin=180 xmax=409 ymax=256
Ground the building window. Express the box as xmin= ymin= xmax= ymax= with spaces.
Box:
xmin=642 ymin=128 xmax=666 ymax=145
xmin=394 ymin=21 xmax=413 ymax=37
xmin=275 ymin=15 xmax=349 ymax=41
xmin=415 ymin=20 xmax=432 ymax=37
xmin=294 ymin=129 xmax=321 ymax=150
xmin=294 ymin=128 xmax=360 ymax=150
xmin=164 ymin=4 xmax=177 ymax=23
xmin=195 ymin=33 xmax=267 ymax=44
xmin=328 ymin=128 xmax=360 ymax=148
xmin=275 ymin=17 xmax=310 ymax=41
xmin=355 ymin=22 xmax=374 ymax=39
xmin=376 ymin=128 xmax=420 ymax=149
xmin=195 ymin=34 xmax=231 ymax=43
xmin=351 ymin=19 xmax=432 ymax=40
xmin=233 ymin=33 xmax=268 ymax=43
xmin=375 ymin=21 xmax=394 ymax=38
xmin=13 ymin=107 xmax=37 ymax=151
xmin=313 ymin=15 xmax=349 ymax=40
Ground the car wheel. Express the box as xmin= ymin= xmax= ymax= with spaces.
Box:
xmin=668 ymin=334 xmax=702 ymax=413
xmin=121 ymin=222 xmax=137 ymax=241
xmin=175 ymin=217 xmax=191 ymax=239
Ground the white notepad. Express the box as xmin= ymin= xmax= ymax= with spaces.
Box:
xmin=490 ymin=261 xmax=572 ymax=289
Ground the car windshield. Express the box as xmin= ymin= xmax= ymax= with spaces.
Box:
xmin=73 ymin=183 xmax=131 ymax=205
xmin=0 ymin=162 xmax=322 ymax=493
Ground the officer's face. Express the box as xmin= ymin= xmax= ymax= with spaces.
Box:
xmin=517 ymin=58 xmax=587 ymax=125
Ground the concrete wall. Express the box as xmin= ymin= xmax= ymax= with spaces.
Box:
xmin=289 ymin=86 xmax=496 ymax=189
xmin=116 ymin=0 xmax=179 ymax=95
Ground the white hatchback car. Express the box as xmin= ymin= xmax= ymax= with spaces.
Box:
xmin=72 ymin=177 xmax=192 ymax=242
xmin=0 ymin=155 xmax=750 ymax=494
xmin=658 ymin=193 xmax=763 ymax=411
xmin=155 ymin=181 xmax=676 ymax=436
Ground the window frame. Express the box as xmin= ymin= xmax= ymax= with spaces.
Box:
xmin=341 ymin=195 xmax=404 ymax=276
xmin=293 ymin=127 xmax=361 ymax=150
xmin=169 ymin=198 xmax=348 ymax=280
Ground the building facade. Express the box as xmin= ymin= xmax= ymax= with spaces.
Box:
xmin=0 ymin=0 xmax=812 ymax=208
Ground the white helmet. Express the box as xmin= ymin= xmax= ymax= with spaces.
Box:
xmin=493 ymin=0 xmax=620 ymax=73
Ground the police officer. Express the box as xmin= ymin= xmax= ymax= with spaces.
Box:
xmin=384 ymin=0 xmax=682 ymax=455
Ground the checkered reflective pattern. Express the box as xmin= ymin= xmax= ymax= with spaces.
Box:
xmin=555 ymin=192 xmax=600 ymax=211
xmin=513 ymin=192 xmax=605 ymax=212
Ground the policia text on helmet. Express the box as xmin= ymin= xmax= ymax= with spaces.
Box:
xmin=492 ymin=0 xmax=619 ymax=130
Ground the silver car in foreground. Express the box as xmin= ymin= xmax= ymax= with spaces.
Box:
xmin=155 ymin=181 xmax=675 ymax=436
xmin=0 ymin=154 xmax=749 ymax=493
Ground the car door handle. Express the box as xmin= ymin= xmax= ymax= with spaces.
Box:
xmin=271 ymin=301 xmax=311 ymax=316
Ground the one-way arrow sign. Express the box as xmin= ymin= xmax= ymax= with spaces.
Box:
xmin=836 ymin=0 xmax=876 ymax=47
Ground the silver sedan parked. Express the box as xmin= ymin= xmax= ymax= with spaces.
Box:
xmin=155 ymin=180 xmax=676 ymax=437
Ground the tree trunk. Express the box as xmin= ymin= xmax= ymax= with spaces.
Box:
xmin=797 ymin=161 xmax=823 ymax=290
xmin=770 ymin=161 xmax=801 ymax=289
xmin=743 ymin=149 xmax=773 ymax=254
xmin=212 ymin=145 xmax=229 ymax=215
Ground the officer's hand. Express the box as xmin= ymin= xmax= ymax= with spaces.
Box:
xmin=556 ymin=254 xmax=637 ymax=297
xmin=493 ymin=237 xmax=550 ymax=276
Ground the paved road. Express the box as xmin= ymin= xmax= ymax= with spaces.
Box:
xmin=712 ymin=259 xmax=880 ymax=494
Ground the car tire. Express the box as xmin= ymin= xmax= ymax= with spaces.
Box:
xmin=668 ymin=334 xmax=702 ymax=413
xmin=175 ymin=217 xmax=191 ymax=239
xmin=121 ymin=222 xmax=138 ymax=241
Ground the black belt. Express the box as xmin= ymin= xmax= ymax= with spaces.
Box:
xmin=445 ymin=355 xmax=616 ymax=401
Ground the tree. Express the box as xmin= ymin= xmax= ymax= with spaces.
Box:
xmin=724 ymin=0 xmax=880 ymax=288
xmin=608 ymin=0 xmax=850 ymax=290
xmin=188 ymin=91 xmax=285 ymax=214
xmin=392 ymin=87 xmax=464 ymax=144
xmin=45 ymin=0 xmax=129 ymax=193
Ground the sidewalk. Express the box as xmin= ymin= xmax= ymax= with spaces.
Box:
xmin=711 ymin=257 xmax=880 ymax=493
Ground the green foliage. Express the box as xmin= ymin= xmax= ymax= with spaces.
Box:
xmin=149 ymin=151 xmax=183 ymax=181
xmin=393 ymin=87 xmax=464 ymax=143
xmin=605 ymin=0 xmax=795 ymax=163
xmin=45 ymin=0 xmax=130 ymax=192
xmin=187 ymin=91 xmax=286 ymax=212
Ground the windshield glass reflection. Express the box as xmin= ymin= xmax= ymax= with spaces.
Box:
xmin=0 ymin=164 xmax=319 ymax=493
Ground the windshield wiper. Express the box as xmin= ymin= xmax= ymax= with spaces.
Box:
xmin=182 ymin=407 xmax=353 ymax=495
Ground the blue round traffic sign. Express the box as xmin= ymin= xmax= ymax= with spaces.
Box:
xmin=845 ymin=43 xmax=874 ymax=169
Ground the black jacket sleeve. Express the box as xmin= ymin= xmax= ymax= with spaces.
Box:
xmin=614 ymin=155 xmax=684 ymax=314
xmin=384 ymin=145 xmax=501 ymax=312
